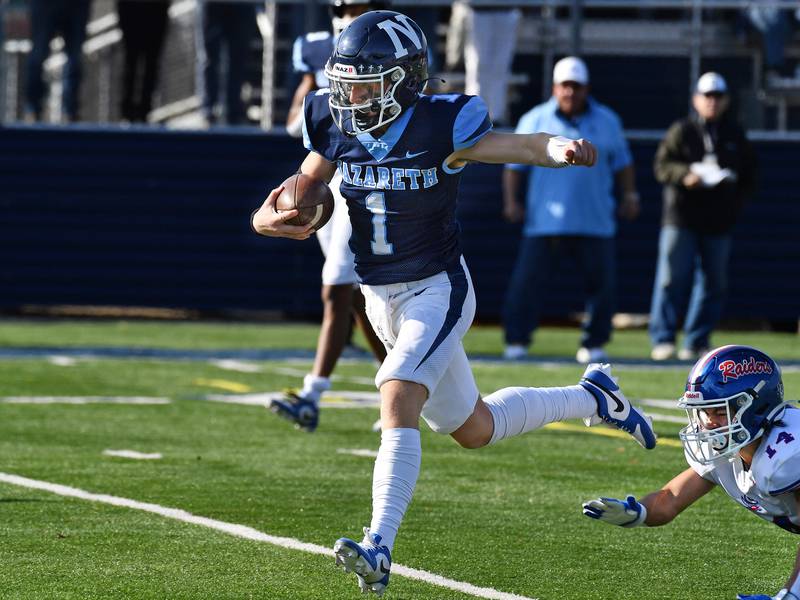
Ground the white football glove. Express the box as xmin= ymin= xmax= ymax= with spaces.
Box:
xmin=582 ymin=495 xmax=647 ymax=528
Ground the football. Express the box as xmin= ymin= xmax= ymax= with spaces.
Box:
xmin=275 ymin=173 xmax=335 ymax=231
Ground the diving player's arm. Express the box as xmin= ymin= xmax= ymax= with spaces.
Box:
xmin=250 ymin=152 xmax=335 ymax=239
xmin=637 ymin=467 xmax=714 ymax=526
xmin=286 ymin=74 xmax=317 ymax=138
xmin=447 ymin=131 xmax=597 ymax=170
xmin=582 ymin=467 xmax=714 ymax=528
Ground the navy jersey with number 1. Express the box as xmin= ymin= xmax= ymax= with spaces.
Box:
xmin=302 ymin=91 xmax=492 ymax=285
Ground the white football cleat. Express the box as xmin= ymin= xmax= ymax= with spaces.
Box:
xmin=580 ymin=363 xmax=657 ymax=450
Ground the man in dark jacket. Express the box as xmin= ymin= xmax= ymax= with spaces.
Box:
xmin=649 ymin=72 xmax=756 ymax=362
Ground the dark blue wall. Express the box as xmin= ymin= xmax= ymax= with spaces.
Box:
xmin=0 ymin=126 xmax=797 ymax=321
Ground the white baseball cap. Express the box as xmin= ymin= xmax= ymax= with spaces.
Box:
xmin=696 ymin=72 xmax=727 ymax=95
xmin=553 ymin=57 xmax=589 ymax=85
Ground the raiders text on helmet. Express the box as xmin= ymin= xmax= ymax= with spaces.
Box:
xmin=678 ymin=345 xmax=786 ymax=464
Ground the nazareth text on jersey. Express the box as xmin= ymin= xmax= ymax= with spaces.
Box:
xmin=303 ymin=91 xmax=492 ymax=285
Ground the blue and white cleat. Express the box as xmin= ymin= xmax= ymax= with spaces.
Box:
xmin=268 ymin=391 xmax=319 ymax=432
xmin=580 ymin=363 xmax=657 ymax=450
xmin=333 ymin=528 xmax=391 ymax=596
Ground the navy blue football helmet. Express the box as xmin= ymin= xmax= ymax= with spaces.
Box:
xmin=678 ymin=345 xmax=785 ymax=464
xmin=324 ymin=10 xmax=428 ymax=136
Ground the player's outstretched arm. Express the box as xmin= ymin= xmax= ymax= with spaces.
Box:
xmin=448 ymin=131 xmax=597 ymax=169
xmin=583 ymin=467 xmax=713 ymax=528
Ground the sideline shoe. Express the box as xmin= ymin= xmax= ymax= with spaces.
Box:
xmin=268 ymin=390 xmax=319 ymax=432
xmin=580 ymin=363 xmax=657 ymax=450
xmin=650 ymin=342 xmax=676 ymax=361
xmin=503 ymin=344 xmax=527 ymax=360
xmin=678 ymin=347 xmax=709 ymax=361
xmin=576 ymin=346 xmax=609 ymax=364
xmin=334 ymin=528 xmax=392 ymax=596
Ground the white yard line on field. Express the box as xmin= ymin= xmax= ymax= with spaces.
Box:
xmin=205 ymin=390 xmax=382 ymax=409
xmin=209 ymin=359 xmax=264 ymax=373
xmin=47 ymin=355 xmax=79 ymax=367
xmin=102 ymin=449 xmax=163 ymax=460
xmin=204 ymin=390 xmax=688 ymax=424
xmin=0 ymin=473 xmax=537 ymax=600
xmin=0 ymin=396 xmax=171 ymax=405
xmin=260 ymin=364 xmax=376 ymax=386
xmin=336 ymin=448 xmax=379 ymax=458
xmin=638 ymin=398 xmax=682 ymax=410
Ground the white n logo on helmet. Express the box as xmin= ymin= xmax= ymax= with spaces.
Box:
xmin=376 ymin=15 xmax=422 ymax=59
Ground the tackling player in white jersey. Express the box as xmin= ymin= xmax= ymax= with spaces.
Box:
xmin=583 ymin=345 xmax=799 ymax=600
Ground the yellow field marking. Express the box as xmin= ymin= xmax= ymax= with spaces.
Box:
xmin=193 ymin=378 xmax=252 ymax=393
xmin=544 ymin=422 xmax=683 ymax=447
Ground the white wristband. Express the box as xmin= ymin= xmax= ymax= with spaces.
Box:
xmin=624 ymin=502 xmax=648 ymax=528
xmin=545 ymin=135 xmax=572 ymax=168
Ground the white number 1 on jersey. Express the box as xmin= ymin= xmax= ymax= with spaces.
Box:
xmin=365 ymin=192 xmax=393 ymax=255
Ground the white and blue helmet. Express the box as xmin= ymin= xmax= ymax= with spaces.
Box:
xmin=679 ymin=345 xmax=786 ymax=464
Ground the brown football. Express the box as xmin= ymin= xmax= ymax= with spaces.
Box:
xmin=275 ymin=173 xmax=335 ymax=231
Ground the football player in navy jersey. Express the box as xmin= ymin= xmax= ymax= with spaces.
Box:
xmin=272 ymin=0 xmax=389 ymax=434
xmin=253 ymin=11 xmax=657 ymax=595
xmin=583 ymin=346 xmax=799 ymax=600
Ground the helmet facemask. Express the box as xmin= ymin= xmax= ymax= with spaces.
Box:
xmin=679 ymin=391 xmax=758 ymax=464
xmin=325 ymin=63 xmax=406 ymax=136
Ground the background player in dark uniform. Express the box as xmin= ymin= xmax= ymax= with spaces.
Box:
xmin=252 ymin=11 xmax=657 ymax=595
xmin=271 ymin=0 xmax=388 ymax=433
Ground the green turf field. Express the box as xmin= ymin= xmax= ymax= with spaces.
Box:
xmin=1 ymin=319 xmax=798 ymax=599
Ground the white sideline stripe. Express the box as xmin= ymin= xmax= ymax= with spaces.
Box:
xmin=0 ymin=396 xmax=171 ymax=405
xmin=103 ymin=450 xmax=163 ymax=460
xmin=206 ymin=392 xmax=690 ymax=420
xmin=336 ymin=448 xmax=378 ymax=458
xmin=209 ymin=359 xmax=263 ymax=373
xmin=47 ymin=355 xmax=78 ymax=367
xmin=205 ymin=391 xmax=381 ymax=409
xmin=0 ymin=473 xmax=536 ymax=600
xmin=261 ymin=364 xmax=376 ymax=386
xmin=639 ymin=398 xmax=682 ymax=410
xmin=647 ymin=412 xmax=688 ymax=424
